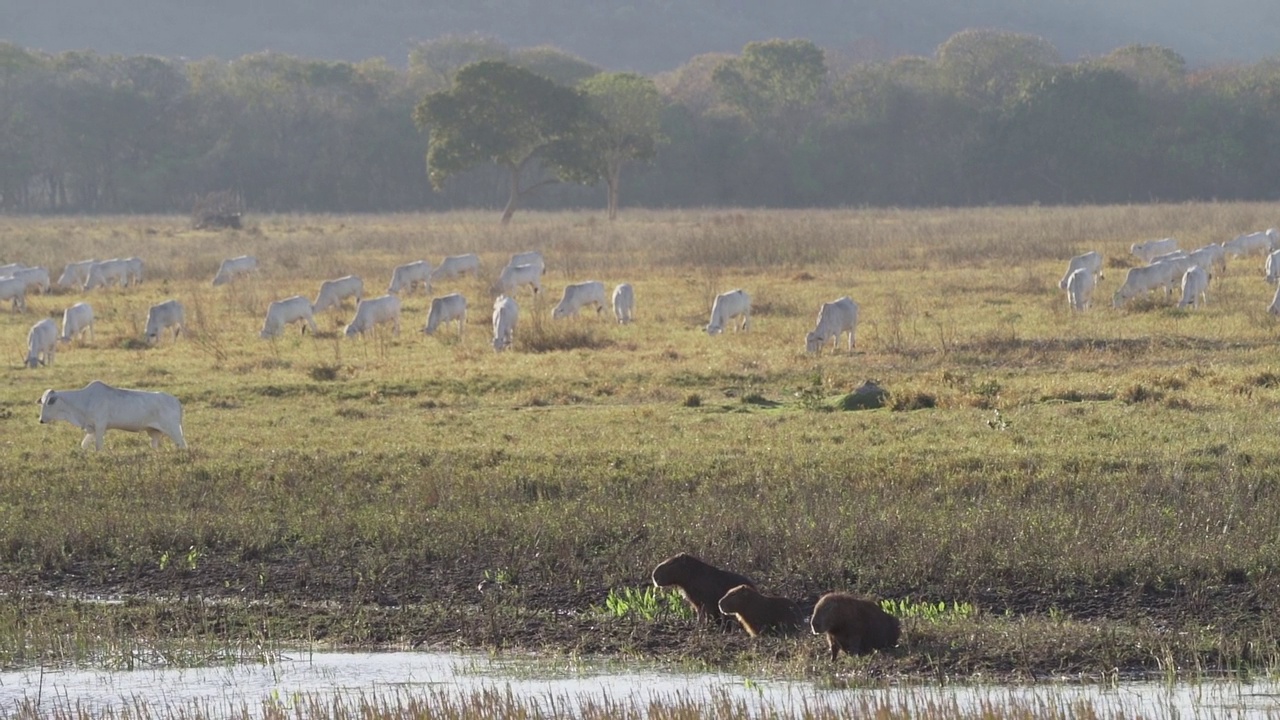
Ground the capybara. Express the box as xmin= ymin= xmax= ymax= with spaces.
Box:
xmin=810 ymin=592 xmax=901 ymax=660
xmin=717 ymin=584 xmax=804 ymax=637
xmin=651 ymin=553 xmax=756 ymax=623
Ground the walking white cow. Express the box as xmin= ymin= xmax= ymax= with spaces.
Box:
xmin=1178 ymin=265 xmax=1210 ymax=309
xmin=144 ymin=299 xmax=185 ymax=344
xmin=1064 ymin=267 xmax=1095 ymax=311
xmin=0 ymin=276 xmax=27 ymax=312
xmin=706 ymin=289 xmax=751 ymax=335
xmin=388 ymin=260 xmax=432 ymax=295
xmin=1130 ymin=238 xmax=1179 ymax=263
xmin=38 ymin=380 xmax=187 ymax=450
xmin=260 ymin=296 xmax=319 ymax=339
xmin=211 ymin=255 xmax=258 ymax=286
xmin=60 ymin=302 xmax=94 ymax=343
xmin=552 ymin=281 xmax=607 ymax=319
xmin=344 ymin=295 xmax=401 ymax=337
xmin=25 ymin=318 xmax=58 ymax=368
xmin=805 ymin=296 xmax=859 ymax=352
xmin=492 ymin=295 xmax=518 ymax=352
xmin=496 ymin=263 xmax=542 ymax=296
xmin=58 ymin=260 xmax=96 ymax=289
xmin=313 ymin=275 xmax=364 ymax=313
xmin=430 ymin=254 xmax=481 ymax=282
xmin=84 ymin=259 xmax=132 ymax=290
xmin=1057 ymin=251 xmax=1104 ymax=290
xmin=612 ymin=283 xmax=635 ymax=324
xmin=424 ymin=293 xmax=467 ymax=338
xmin=1224 ymin=229 xmax=1278 ymax=258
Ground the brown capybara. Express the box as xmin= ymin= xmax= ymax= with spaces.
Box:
xmin=651 ymin=553 xmax=756 ymax=623
xmin=810 ymin=592 xmax=901 ymax=660
xmin=717 ymin=584 xmax=804 ymax=637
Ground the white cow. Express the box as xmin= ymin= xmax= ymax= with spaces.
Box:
xmin=84 ymin=259 xmax=132 ymax=289
xmin=1130 ymin=238 xmax=1179 ymax=263
xmin=38 ymin=380 xmax=187 ymax=451
xmin=1267 ymin=250 xmax=1280 ymax=284
xmin=387 ymin=260 xmax=432 ymax=295
xmin=1224 ymin=229 xmax=1278 ymax=258
xmin=1187 ymin=244 xmax=1226 ymax=278
xmin=344 ymin=295 xmax=402 ymax=338
xmin=1178 ymin=265 xmax=1209 ymax=309
xmin=492 ymin=295 xmax=518 ymax=352
xmin=13 ymin=267 xmax=50 ymax=295
xmin=144 ymin=299 xmax=185 ymax=344
xmin=706 ymin=289 xmax=751 ymax=335
xmin=0 ymin=262 xmax=26 ymax=277
xmin=509 ymin=251 xmax=545 ymax=274
xmin=612 ymin=283 xmax=635 ymax=324
xmin=1113 ymin=261 xmax=1187 ymax=307
xmin=260 ymin=296 xmax=319 ymax=339
xmin=25 ymin=318 xmax=58 ymax=368
xmin=57 ymin=260 xmax=96 ymax=289
xmin=552 ymin=281 xmax=607 ymax=319
xmin=496 ymin=263 xmax=542 ymax=296
xmin=313 ymin=275 xmax=364 ymax=313
xmin=424 ymin=293 xmax=468 ymax=338
xmin=805 ymin=296 xmax=859 ymax=352
xmin=211 ymin=255 xmax=258 ymax=286
xmin=0 ymin=276 xmax=27 ymax=312
xmin=431 ymin=254 xmax=481 ymax=282
xmin=60 ymin=302 xmax=94 ymax=343
xmin=1064 ymin=267 xmax=1095 ymax=312
xmin=123 ymin=256 xmax=144 ymax=285
xmin=1057 ymin=251 xmax=1103 ymax=290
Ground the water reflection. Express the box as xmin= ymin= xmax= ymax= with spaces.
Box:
xmin=0 ymin=651 xmax=1276 ymax=719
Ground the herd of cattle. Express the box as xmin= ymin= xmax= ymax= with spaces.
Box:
xmin=1061 ymin=227 xmax=1280 ymax=312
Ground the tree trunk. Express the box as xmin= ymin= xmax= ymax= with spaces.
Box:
xmin=501 ymin=162 xmax=520 ymax=225
xmin=606 ymin=162 xmax=622 ymax=221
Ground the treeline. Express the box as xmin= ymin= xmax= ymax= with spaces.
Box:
xmin=1 ymin=32 xmax=1279 ymax=216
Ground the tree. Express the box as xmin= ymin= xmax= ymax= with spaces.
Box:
xmin=577 ymin=72 xmax=663 ymax=219
xmin=413 ymin=60 xmax=594 ymax=224
xmin=936 ymin=30 xmax=1060 ymax=108
xmin=712 ymin=39 xmax=827 ymax=132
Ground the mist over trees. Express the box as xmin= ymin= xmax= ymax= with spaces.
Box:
xmin=2 ymin=31 xmax=1280 ymax=216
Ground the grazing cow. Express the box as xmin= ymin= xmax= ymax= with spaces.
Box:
xmin=25 ymin=318 xmax=58 ymax=368
xmin=313 ymin=275 xmax=364 ymax=313
xmin=211 ymin=255 xmax=258 ymax=286
xmin=1065 ymin=267 xmax=1095 ymax=311
xmin=805 ymin=296 xmax=859 ymax=353
xmin=1267 ymin=250 xmax=1280 ymax=284
xmin=144 ymin=299 xmax=185 ymax=344
xmin=552 ymin=281 xmax=607 ymax=319
xmin=260 ymin=296 xmax=319 ymax=339
xmin=13 ymin=267 xmax=50 ymax=295
xmin=0 ymin=276 xmax=27 ymax=312
xmin=509 ymin=251 xmax=545 ymax=274
xmin=38 ymin=380 xmax=187 ymax=451
xmin=387 ymin=260 xmax=433 ymax=295
xmin=1224 ymin=229 xmax=1278 ymax=258
xmin=123 ymin=257 xmax=144 ymax=285
xmin=57 ymin=260 xmax=96 ymax=289
xmin=1057 ymin=251 xmax=1103 ymax=290
xmin=706 ymin=289 xmax=751 ymax=335
xmin=1113 ymin=261 xmax=1188 ymax=307
xmin=60 ymin=302 xmax=94 ymax=343
xmin=344 ymin=295 xmax=401 ymax=338
xmin=1178 ymin=265 xmax=1210 ymax=309
xmin=496 ymin=263 xmax=542 ymax=296
xmin=424 ymin=293 xmax=467 ymax=338
xmin=612 ymin=283 xmax=635 ymax=324
xmin=491 ymin=295 xmax=518 ymax=352
xmin=1130 ymin=237 xmax=1179 ymax=263
xmin=84 ymin=259 xmax=132 ymax=290
xmin=430 ymin=254 xmax=481 ymax=282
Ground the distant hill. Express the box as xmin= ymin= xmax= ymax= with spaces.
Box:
xmin=5 ymin=0 xmax=1277 ymax=71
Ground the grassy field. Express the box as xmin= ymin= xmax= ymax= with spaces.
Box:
xmin=1 ymin=205 xmax=1280 ymax=681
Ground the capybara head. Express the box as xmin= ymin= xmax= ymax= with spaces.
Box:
xmin=651 ymin=553 xmax=699 ymax=588
xmin=717 ymin=584 xmax=758 ymax=616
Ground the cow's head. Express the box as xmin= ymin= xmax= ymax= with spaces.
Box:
xmin=36 ymin=389 xmax=58 ymax=423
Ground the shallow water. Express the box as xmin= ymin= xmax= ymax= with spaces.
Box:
xmin=0 ymin=651 xmax=1278 ymax=719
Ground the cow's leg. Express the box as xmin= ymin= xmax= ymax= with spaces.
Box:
xmin=93 ymin=429 xmax=105 ymax=451
xmin=147 ymin=429 xmax=163 ymax=449
xmin=81 ymin=433 xmax=95 ymax=450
